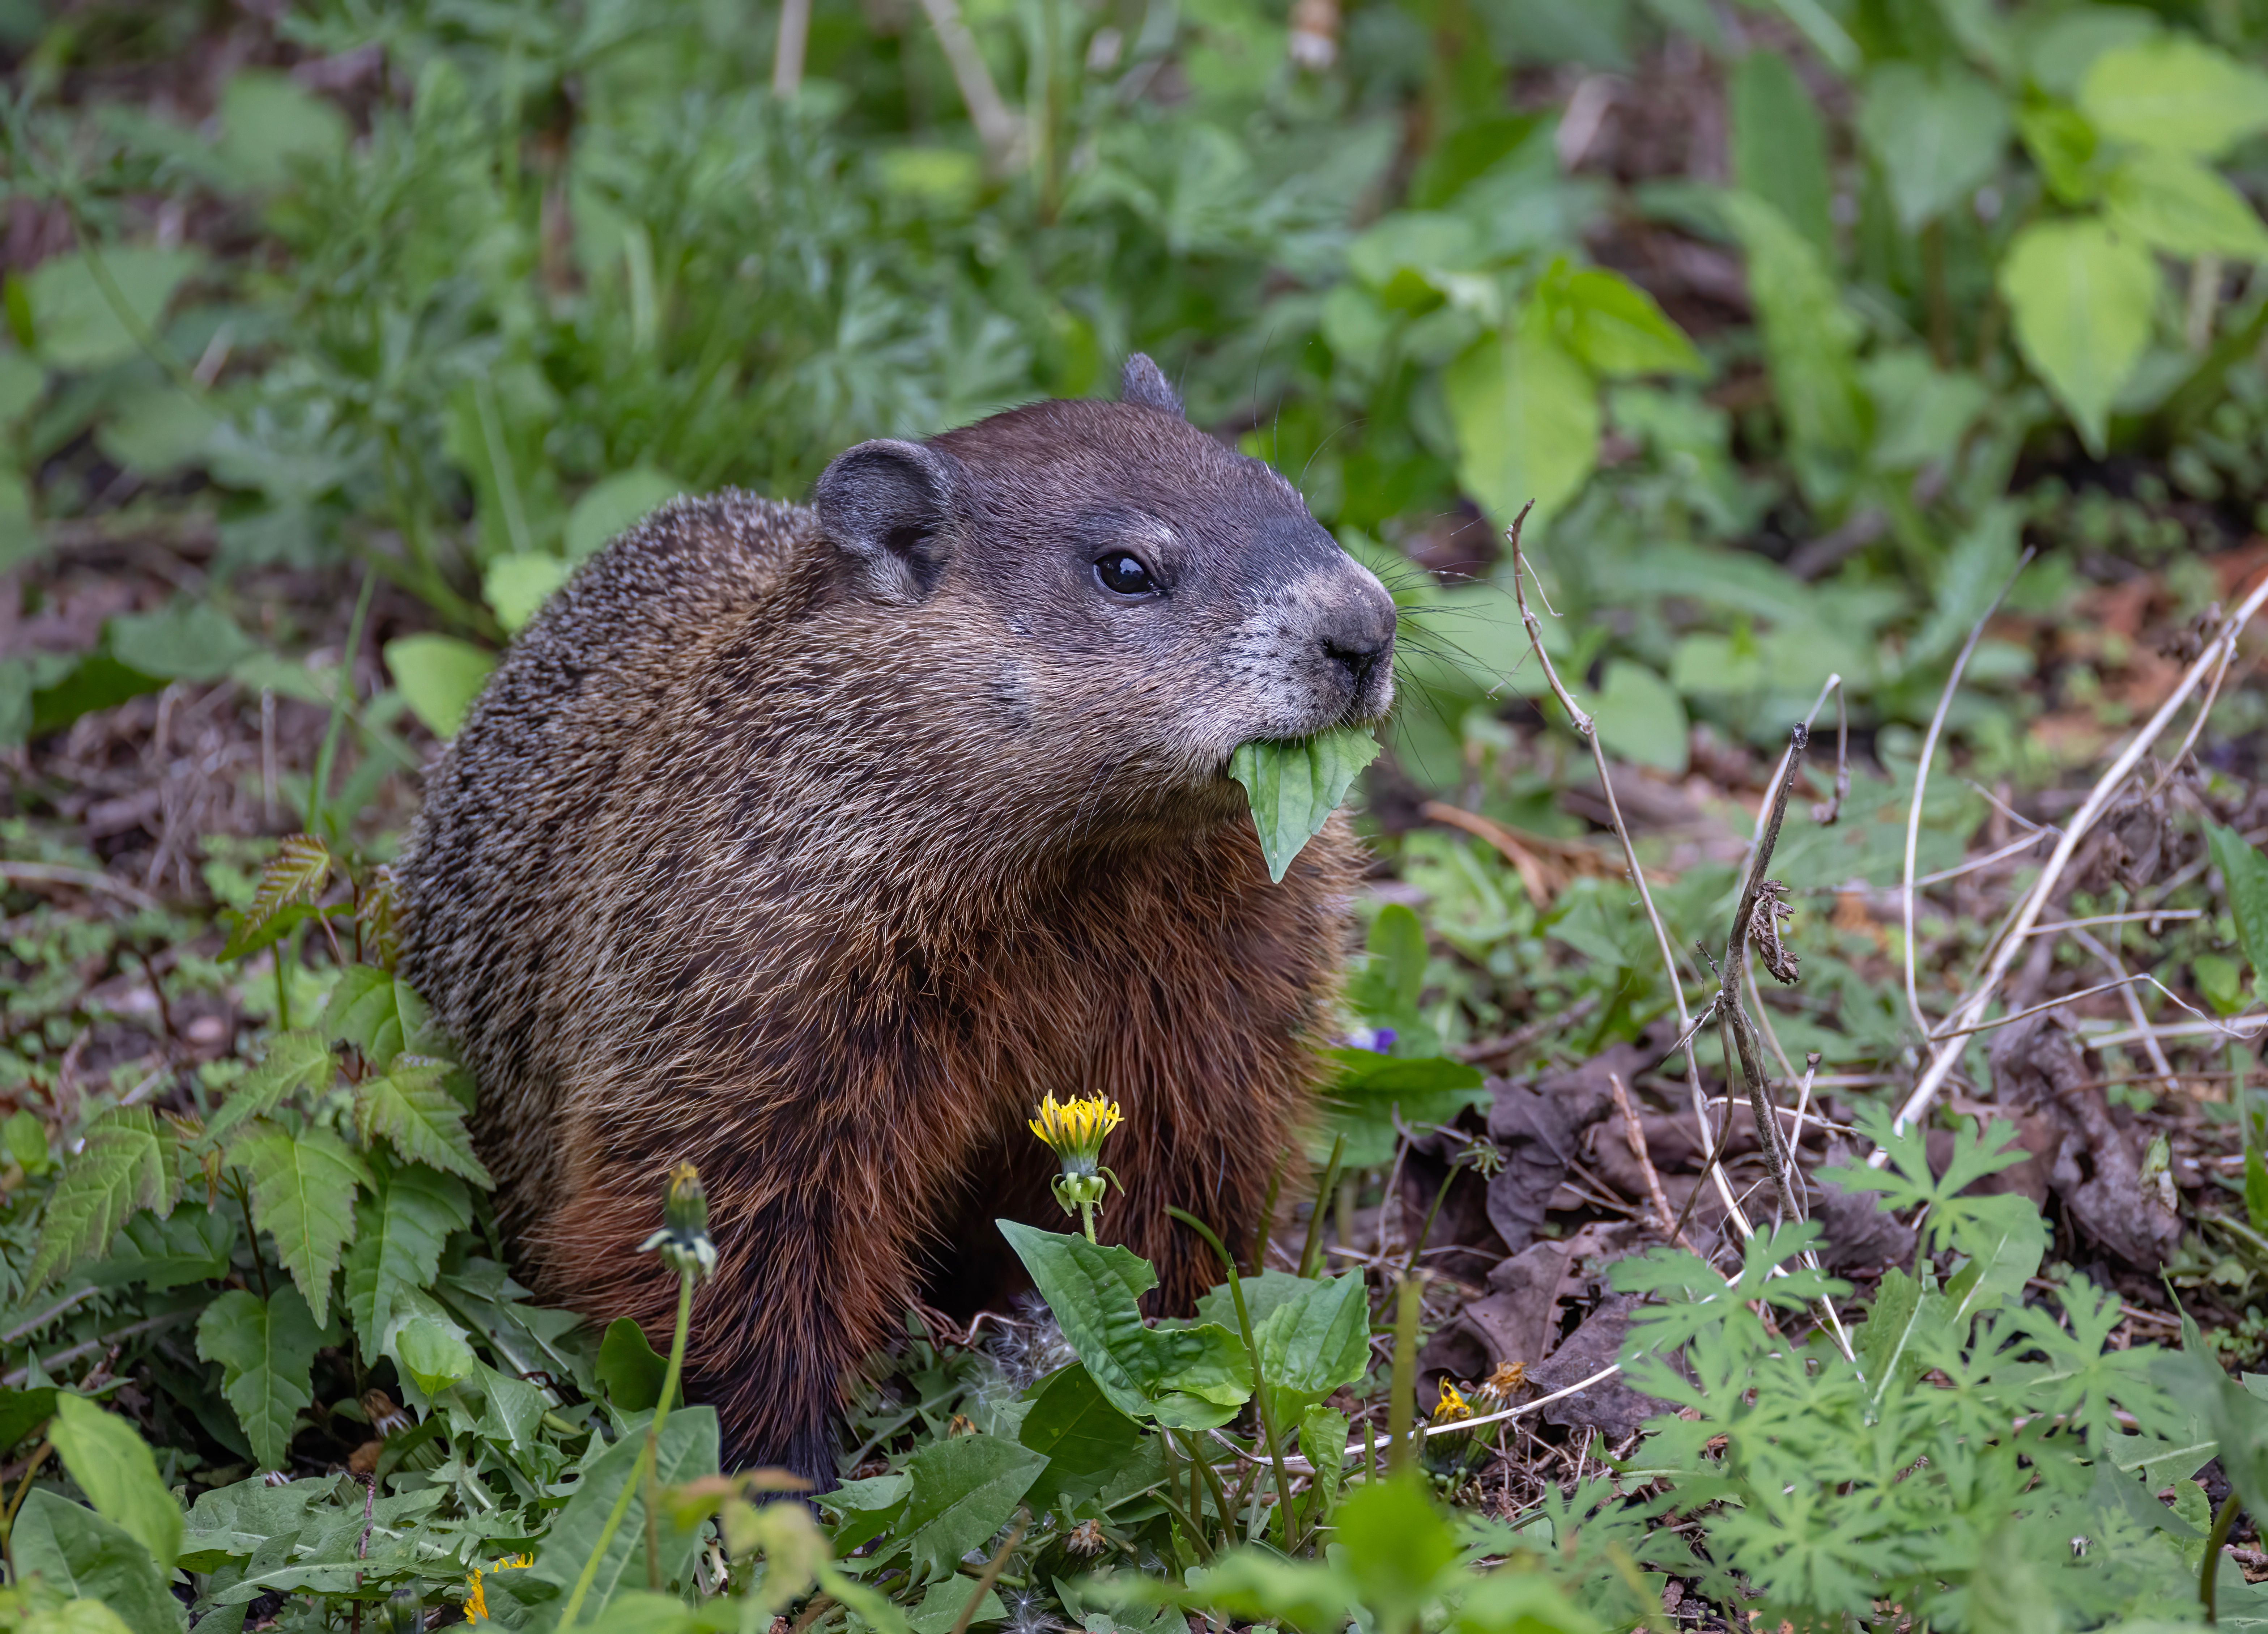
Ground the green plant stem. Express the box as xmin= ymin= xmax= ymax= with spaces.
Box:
xmin=1153 ymin=1436 xmax=1212 ymax=1563
xmin=1169 ymin=1206 xmax=1295 ymax=1554
xmin=1403 ymin=1161 xmax=1460 ymax=1284
xmin=2203 ymin=1490 xmax=2242 ymax=1623
xmin=1386 ymin=1275 xmax=1420 ymax=1478
xmin=308 ymin=566 xmax=378 ymax=834
xmin=0 ymin=1440 xmax=52 ymax=1574
xmin=561 ymin=1270 xmax=693 ymax=1625
xmin=1298 ymin=1135 xmax=1345 ymax=1279
xmin=644 ymin=1271 xmax=695 ymax=1591
xmin=1078 ymin=1200 xmax=1096 ymax=1243
xmin=1254 ymin=1155 xmax=1283 ymax=1272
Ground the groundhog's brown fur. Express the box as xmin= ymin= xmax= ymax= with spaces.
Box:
xmin=395 ymin=357 xmax=1396 ymax=1485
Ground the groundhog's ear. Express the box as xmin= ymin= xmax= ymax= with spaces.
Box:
xmin=814 ymin=439 xmax=963 ymax=601
xmin=1120 ymin=353 xmax=1184 ymax=419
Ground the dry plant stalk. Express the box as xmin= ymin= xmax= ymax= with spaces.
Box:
xmin=1886 ymin=568 xmax=2268 ymax=1145
xmin=1504 ymin=505 xmax=1757 ymax=1247
xmin=1609 ymin=1071 xmax=1700 ymax=1254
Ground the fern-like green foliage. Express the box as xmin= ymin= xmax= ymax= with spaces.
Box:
xmin=1611 ymin=1188 xmax=2239 ymax=1630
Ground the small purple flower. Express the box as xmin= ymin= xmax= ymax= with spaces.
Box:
xmin=1343 ymin=1026 xmax=1397 ymax=1053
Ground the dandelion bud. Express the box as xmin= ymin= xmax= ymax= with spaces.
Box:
xmin=638 ymin=1160 xmax=719 ymax=1282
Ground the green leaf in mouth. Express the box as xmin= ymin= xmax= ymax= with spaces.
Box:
xmin=1228 ymin=726 xmax=1382 ymax=883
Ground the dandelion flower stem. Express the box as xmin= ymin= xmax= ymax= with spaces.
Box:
xmin=559 ymin=1268 xmax=695 ymax=1625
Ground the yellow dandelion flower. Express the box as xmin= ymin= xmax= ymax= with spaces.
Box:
xmin=1029 ymin=1094 xmax=1125 ymax=1240
xmin=1431 ymin=1379 xmax=1472 ymax=1423
xmin=1028 ymin=1093 xmax=1123 ymax=1162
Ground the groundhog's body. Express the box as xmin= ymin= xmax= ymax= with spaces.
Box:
xmin=396 ymin=361 xmax=1395 ymax=1485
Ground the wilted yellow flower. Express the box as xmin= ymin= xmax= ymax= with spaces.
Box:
xmin=1431 ymin=1379 xmax=1472 ymax=1423
xmin=464 ymin=1554 xmax=534 ymax=1622
xmin=1476 ymin=1361 xmax=1526 ymax=1403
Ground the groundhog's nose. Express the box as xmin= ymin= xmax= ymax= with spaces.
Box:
xmin=1315 ymin=588 xmax=1397 ymax=695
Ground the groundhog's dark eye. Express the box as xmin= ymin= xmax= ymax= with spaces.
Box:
xmin=1094 ymin=552 xmax=1158 ymax=598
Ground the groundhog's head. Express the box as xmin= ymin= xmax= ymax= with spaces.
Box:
xmin=812 ymin=356 xmax=1397 ymax=802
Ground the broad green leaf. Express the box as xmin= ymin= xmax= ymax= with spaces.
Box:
xmin=1451 ymin=1571 xmax=1601 ymax=1634
xmin=1018 ymin=1363 xmax=1145 ymax=1508
xmin=909 ymin=1578 xmax=1006 ymax=1634
xmin=353 ymin=1064 xmax=491 ymax=1184
xmin=195 ymin=1287 xmax=324 ymax=1473
xmin=481 ymin=551 xmax=570 ymax=634
xmin=2103 ymin=149 xmax=2268 ymax=260
xmin=1445 ymin=300 xmax=1600 ymax=531
xmin=1720 ymin=191 xmax=1869 ymax=467
xmin=216 ymin=69 xmax=349 ymax=192
xmin=2017 ymin=101 xmax=2103 ymax=205
xmin=2158 ymin=1347 xmax=2268 ymax=1522
xmin=1347 ymin=901 xmax=1427 ymax=1028
xmin=2208 ymin=823 xmax=2268 ymax=980
xmin=21 ymin=246 xmax=200 ymax=371
xmin=1861 ymin=350 xmax=1991 ymax=472
xmin=324 ymin=965 xmax=429 ymax=1070
xmin=1298 ymin=1404 xmax=1348 ymax=1510
xmin=1255 ymin=1272 xmax=1370 ymax=1427
xmin=1160 ymin=1550 xmax=1353 ymax=1634
xmin=1589 ymin=659 xmax=1688 ymax=774
xmin=1731 ymin=50 xmax=1833 ymax=259
xmin=342 ymin=1158 xmax=471 ymax=1365
xmin=2080 ymin=35 xmax=2268 ymax=158
xmin=1857 ymin=63 xmax=2009 ymax=231
xmin=1538 ymin=261 xmax=1701 ymax=378
xmin=819 ymin=1473 xmax=911 ymax=1555
xmin=597 ymin=1316 xmax=669 ymax=1412
xmin=219 ymin=836 xmax=331 ymax=962
xmin=0 ymin=348 xmax=43 ymax=424
xmin=1228 ymin=726 xmax=1380 ymax=883
xmin=95 ymin=385 xmax=220 ymax=476
xmin=996 ymin=1221 xmax=1251 ymax=1426
xmin=390 ymin=1315 xmax=477 ymax=1395
xmin=1855 ymin=1266 xmax=1932 ymax=1401
xmin=1998 ymin=216 xmax=2157 ymax=457
xmin=1316 ymin=1052 xmax=1489 ymax=1167
xmin=0 ymin=1387 xmax=57 ymax=1457
xmin=566 ymin=467 xmax=684 ymax=561
xmin=225 ymin=1123 xmax=369 ymax=1325
xmin=85 ymin=1202 xmax=235 ymax=1292
xmin=996 ymin=1222 xmax=1160 ymax=1422
xmin=8 ymin=1489 xmax=179 ymax=1634
xmin=26 ymin=1108 xmax=180 ymax=1290
xmin=383 ymin=634 xmax=494 ymax=739
xmin=49 ymin=1395 xmax=183 ymax=1574
xmin=527 ymin=1406 xmax=719 ymax=1612
xmin=204 ymin=1028 xmax=332 ymax=1145
xmin=899 ymin=1432 xmax=1048 ymax=1583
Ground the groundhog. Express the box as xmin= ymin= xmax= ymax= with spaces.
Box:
xmin=394 ymin=356 xmax=1396 ymax=1487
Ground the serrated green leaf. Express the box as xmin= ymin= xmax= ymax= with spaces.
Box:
xmin=597 ymin=1316 xmax=668 ymax=1412
xmin=352 ymin=1064 xmax=490 ymax=1184
xmin=1998 ymin=216 xmax=2158 ymax=457
xmin=1018 ymin=1363 xmax=1145 ymax=1510
xmin=1445 ymin=298 xmax=1601 ymax=533
xmin=225 ymin=1123 xmax=369 ymax=1326
xmin=218 ymin=836 xmax=329 ymax=962
xmin=324 ymin=966 xmax=431 ymax=1071
xmin=26 ymin=1109 xmax=180 ymax=1290
xmin=196 ymin=1287 xmax=324 ymax=1473
xmin=342 ymin=1158 xmax=471 ymax=1366
xmin=85 ymin=1201 xmax=235 ymax=1292
xmin=527 ymin=1406 xmax=718 ymax=1613
xmin=204 ymin=1030 xmax=333 ymax=1147
xmin=9 ymin=1488 xmax=180 ymax=1634
xmin=899 ymin=1432 xmax=1048 ymax=1583
xmin=1227 ymin=726 xmax=1380 ymax=883
xmin=1720 ymin=191 xmax=1869 ymax=467
xmin=50 ymin=1394 xmax=183 ymax=1574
